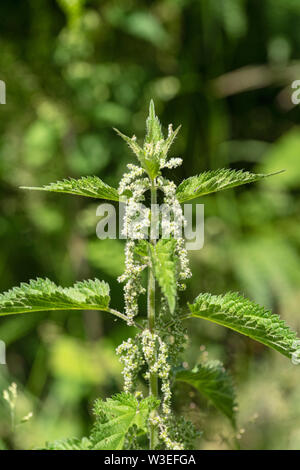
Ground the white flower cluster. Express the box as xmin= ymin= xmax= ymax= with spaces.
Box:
xmin=116 ymin=337 xmax=143 ymax=393
xmin=141 ymin=329 xmax=171 ymax=416
xmin=161 ymin=157 xmax=183 ymax=169
xmin=118 ymin=165 xmax=151 ymax=325
xmin=141 ymin=329 xmax=184 ymax=449
xmin=118 ymin=163 xmax=145 ymax=196
xmin=3 ymin=382 xmax=17 ymax=411
xmin=122 ymin=199 xmax=150 ymax=240
xmin=119 ymin=164 xmax=150 ymax=241
xmin=157 ymin=177 xmax=192 ymax=285
xmin=118 ymin=240 xmax=146 ymax=325
xmin=116 ymin=328 xmax=185 ymax=449
xmin=149 ymin=415 xmax=184 ymax=450
xmin=3 ymin=382 xmax=34 ymax=428
xmin=175 ymin=237 xmax=192 ymax=281
xmin=158 ymin=178 xmax=184 ymax=238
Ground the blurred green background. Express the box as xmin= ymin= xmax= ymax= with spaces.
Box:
xmin=1 ymin=0 xmax=300 ymax=450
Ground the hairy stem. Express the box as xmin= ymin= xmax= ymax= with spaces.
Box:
xmin=148 ymin=179 xmax=158 ymax=449
xmin=107 ymin=307 xmax=142 ymax=329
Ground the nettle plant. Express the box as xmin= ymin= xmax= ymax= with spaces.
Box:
xmin=1 ymin=101 xmax=299 ymax=450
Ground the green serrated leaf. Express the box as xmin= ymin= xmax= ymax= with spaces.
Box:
xmin=151 ymin=239 xmax=177 ymax=313
xmin=114 ymin=128 xmax=146 ymax=167
xmin=115 ymin=124 xmax=161 ymax=179
xmin=161 ymin=124 xmax=181 ymax=161
xmin=145 ymin=100 xmax=163 ymax=145
xmin=143 ymin=100 xmax=164 ymax=178
xmin=144 ymin=156 xmax=161 ymax=180
xmin=175 ymin=361 xmax=237 ymax=425
xmin=91 ymin=393 xmax=159 ymax=450
xmin=0 ymin=278 xmax=111 ymax=316
xmin=21 ymin=176 xmax=119 ymax=201
xmin=176 ymin=169 xmax=283 ymax=203
xmin=187 ymin=292 xmax=299 ymax=359
xmin=134 ymin=240 xmax=151 ymax=258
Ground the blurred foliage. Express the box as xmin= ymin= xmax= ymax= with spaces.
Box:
xmin=0 ymin=0 xmax=300 ymax=450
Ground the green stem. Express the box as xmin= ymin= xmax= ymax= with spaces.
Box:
xmin=107 ymin=308 xmax=142 ymax=329
xmin=148 ymin=179 xmax=158 ymax=449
